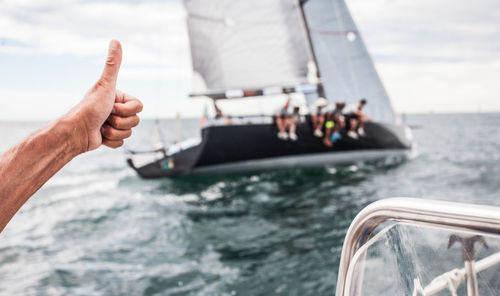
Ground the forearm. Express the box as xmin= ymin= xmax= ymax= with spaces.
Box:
xmin=0 ymin=40 xmax=141 ymax=233
xmin=0 ymin=116 xmax=83 ymax=231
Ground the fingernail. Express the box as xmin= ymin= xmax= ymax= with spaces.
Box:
xmin=109 ymin=39 xmax=119 ymax=50
xmin=112 ymin=107 xmax=116 ymax=114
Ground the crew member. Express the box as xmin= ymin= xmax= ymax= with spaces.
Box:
xmin=343 ymin=99 xmax=368 ymax=139
xmin=275 ymin=94 xmax=299 ymax=141
xmin=213 ymin=99 xmax=231 ymax=125
xmin=311 ymin=97 xmax=328 ymax=138
xmin=323 ymin=102 xmax=345 ymax=147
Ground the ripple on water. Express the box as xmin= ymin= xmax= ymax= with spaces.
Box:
xmin=3 ymin=115 xmax=500 ymax=295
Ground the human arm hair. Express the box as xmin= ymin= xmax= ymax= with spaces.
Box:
xmin=0 ymin=40 xmax=142 ymax=232
xmin=0 ymin=117 xmax=84 ymax=231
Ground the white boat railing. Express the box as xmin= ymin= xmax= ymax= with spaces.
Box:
xmin=336 ymin=198 xmax=500 ymax=296
xmin=412 ymin=251 xmax=500 ymax=296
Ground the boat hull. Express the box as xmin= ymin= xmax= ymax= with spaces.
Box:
xmin=127 ymin=121 xmax=412 ymax=178
xmin=192 ymin=149 xmax=409 ymax=175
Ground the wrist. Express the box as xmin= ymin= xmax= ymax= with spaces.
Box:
xmin=57 ymin=114 xmax=88 ymax=156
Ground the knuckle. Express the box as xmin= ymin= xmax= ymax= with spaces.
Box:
xmin=113 ymin=105 xmax=122 ymax=115
xmin=102 ymin=126 xmax=112 ymax=138
xmin=108 ymin=140 xmax=122 ymax=149
xmin=109 ymin=131 xmax=120 ymax=140
xmin=93 ymin=79 xmax=108 ymax=90
xmin=121 ymin=118 xmax=131 ymax=129
xmin=105 ymin=56 xmax=117 ymax=67
xmin=124 ymin=105 xmax=134 ymax=115
xmin=116 ymin=130 xmax=131 ymax=140
xmin=113 ymin=105 xmax=125 ymax=115
xmin=132 ymin=115 xmax=140 ymax=127
xmin=109 ymin=116 xmax=121 ymax=127
xmin=116 ymin=92 xmax=125 ymax=104
xmin=137 ymin=100 xmax=143 ymax=112
xmin=125 ymin=103 xmax=137 ymax=115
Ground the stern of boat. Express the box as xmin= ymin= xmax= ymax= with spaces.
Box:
xmin=126 ymin=137 xmax=204 ymax=178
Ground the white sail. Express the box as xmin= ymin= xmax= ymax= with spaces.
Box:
xmin=184 ymin=0 xmax=313 ymax=91
xmin=185 ymin=0 xmax=396 ymax=122
xmin=302 ymin=0 xmax=395 ymax=122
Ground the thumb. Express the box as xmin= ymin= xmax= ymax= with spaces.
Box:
xmin=98 ymin=40 xmax=122 ymax=87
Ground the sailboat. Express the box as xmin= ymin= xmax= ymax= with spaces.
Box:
xmin=127 ymin=0 xmax=413 ymax=179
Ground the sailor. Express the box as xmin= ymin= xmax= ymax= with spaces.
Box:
xmin=323 ymin=102 xmax=345 ymax=147
xmin=275 ymin=93 xmax=299 ymax=141
xmin=288 ymin=104 xmax=301 ymax=141
xmin=311 ymin=97 xmax=328 ymax=138
xmin=213 ymin=100 xmax=223 ymax=119
xmin=275 ymin=95 xmax=290 ymax=140
xmin=343 ymin=99 xmax=368 ymax=139
xmin=331 ymin=102 xmax=345 ymax=143
xmin=212 ymin=99 xmax=231 ymax=125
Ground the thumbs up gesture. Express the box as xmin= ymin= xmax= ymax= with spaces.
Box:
xmin=66 ymin=40 xmax=143 ymax=152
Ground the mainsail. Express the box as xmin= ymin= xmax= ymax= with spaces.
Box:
xmin=302 ymin=0 xmax=395 ymax=122
xmin=184 ymin=0 xmax=396 ymax=122
xmin=185 ymin=0 xmax=313 ymax=91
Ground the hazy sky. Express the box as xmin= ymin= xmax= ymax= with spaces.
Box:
xmin=1 ymin=0 xmax=499 ymax=120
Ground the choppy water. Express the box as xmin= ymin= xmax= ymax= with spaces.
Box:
xmin=0 ymin=114 xmax=499 ymax=295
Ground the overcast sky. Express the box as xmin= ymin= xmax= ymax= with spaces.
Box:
xmin=0 ymin=0 xmax=499 ymax=120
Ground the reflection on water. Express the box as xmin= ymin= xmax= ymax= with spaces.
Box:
xmin=1 ymin=114 xmax=500 ymax=295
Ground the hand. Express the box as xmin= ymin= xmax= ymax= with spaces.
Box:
xmin=0 ymin=40 xmax=143 ymax=232
xmin=65 ymin=40 xmax=143 ymax=153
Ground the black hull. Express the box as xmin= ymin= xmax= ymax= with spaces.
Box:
xmin=128 ymin=121 xmax=412 ymax=179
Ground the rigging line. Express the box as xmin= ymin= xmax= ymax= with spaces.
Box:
xmin=309 ymin=28 xmax=359 ymax=35
xmin=332 ymin=0 xmax=360 ymax=100
xmin=188 ymin=13 xmax=226 ymax=24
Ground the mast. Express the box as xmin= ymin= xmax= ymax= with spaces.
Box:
xmin=174 ymin=112 xmax=181 ymax=143
xmin=153 ymin=119 xmax=165 ymax=149
xmin=297 ymin=0 xmax=325 ymax=99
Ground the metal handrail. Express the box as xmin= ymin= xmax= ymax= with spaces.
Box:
xmin=335 ymin=198 xmax=500 ymax=296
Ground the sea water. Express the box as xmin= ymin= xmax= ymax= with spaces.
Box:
xmin=0 ymin=114 xmax=499 ymax=295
